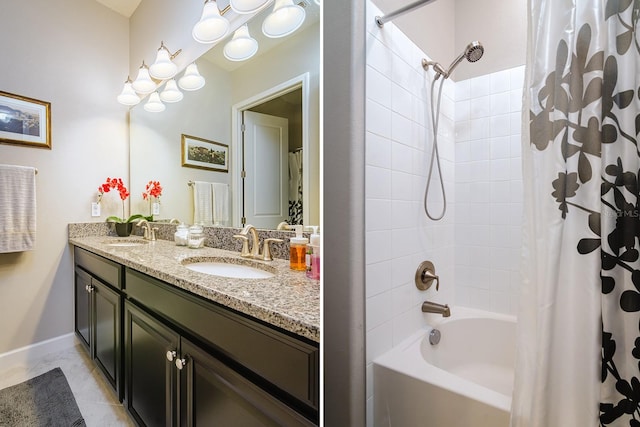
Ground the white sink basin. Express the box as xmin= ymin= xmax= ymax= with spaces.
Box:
xmin=103 ymin=239 xmax=148 ymax=247
xmin=184 ymin=261 xmax=275 ymax=279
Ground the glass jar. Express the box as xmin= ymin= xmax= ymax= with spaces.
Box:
xmin=187 ymin=225 xmax=205 ymax=249
xmin=174 ymin=224 xmax=189 ymax=246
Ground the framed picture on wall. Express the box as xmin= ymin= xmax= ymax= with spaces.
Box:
xmin=0 ymin=91 xmax=51 ymax=149
xmin=181 ymin=134 xmax=229 ymax=173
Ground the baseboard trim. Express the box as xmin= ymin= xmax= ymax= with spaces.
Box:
xmin=0 ymin=333 xmax=78 ymax=369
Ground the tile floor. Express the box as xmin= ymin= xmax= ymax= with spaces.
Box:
xmin=0 ymin=344 xmax=134 ymax=426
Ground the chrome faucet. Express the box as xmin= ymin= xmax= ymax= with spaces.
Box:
xmin=136 ymin=219 xmax=157 ymax=241
xmin=233 ymin=224 xmax=283 ymax=261
xmin=421 ymin=301 xmax=451 ymax=317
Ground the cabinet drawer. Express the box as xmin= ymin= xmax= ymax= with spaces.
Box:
xmin=125 ymin=269 xmax=319 ymax=410
xmin=74 ymin=247 xmax=123 ymax=289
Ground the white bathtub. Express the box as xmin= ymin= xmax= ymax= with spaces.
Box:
xmin=373 ymin=306 xmax=516 ymax=427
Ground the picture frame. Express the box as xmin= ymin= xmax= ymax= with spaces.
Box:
xmin=181 ymin=134 xmax=229 ymax=173
xmin=0 ymin=91 xmax=51 ymax=149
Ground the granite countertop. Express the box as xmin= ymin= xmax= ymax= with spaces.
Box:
xmin=70 ymin=235 xmax=320 ymax=343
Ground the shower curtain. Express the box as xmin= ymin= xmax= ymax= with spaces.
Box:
xmin=513 ymin=1 xmax=640 ymax=426
xmin=288 ymin=150 xmax=303 ymax=225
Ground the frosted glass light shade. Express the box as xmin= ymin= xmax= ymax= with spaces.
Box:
xmin=230 ymin=0 xmax=270 ymax=14
xmin=132 ymin=62 xmax=156 ymax=94
xmin=160 ymin=79 xmax=184 ymax=103
xmin=144 ymin=92 xmax=166 ymax=113
xmin=117 ymin=80 xmax=141 ymax=106
xmin=149 ymin=47 xmax=177 ymax=80
xmin=193 ymin=0 xmax=229 ymax=43
xmin=223 ymin=25 xmax=258 ymax=61
xmin=262 ymin=0 xmax=305 ymax=38
xmin=178 ymin=63 xmax=206 ymax=91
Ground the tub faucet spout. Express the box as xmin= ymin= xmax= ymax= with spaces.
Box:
xmin=421 ymin=301 xmax=451 ymax=317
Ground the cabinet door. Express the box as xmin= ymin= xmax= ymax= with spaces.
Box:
xmin=92 ymin=278 xmax=121 ymax=398
xmin=180 ymin=338 xmax=315 ymax=427
xmin=74 ymin=267 xmax=91 ymax=350
xmin=124 ymin=301 xmax=179 ymax=427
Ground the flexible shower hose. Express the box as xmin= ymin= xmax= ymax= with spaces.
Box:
xmin=424 ymin=77 xmax=447 ymax=220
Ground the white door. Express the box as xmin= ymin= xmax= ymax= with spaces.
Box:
xmin=242 ymin=111 xmax=289 ymax=229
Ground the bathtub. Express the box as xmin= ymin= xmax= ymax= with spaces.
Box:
xmin=373 ymin=306 xmax=516 ymax=427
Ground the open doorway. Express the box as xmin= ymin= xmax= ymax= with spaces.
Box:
xmin=231 ymin=73 xmax=310 ymax=229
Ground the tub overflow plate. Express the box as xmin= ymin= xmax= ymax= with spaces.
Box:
xmin=415 ymin=261 xmax=440 ymax=291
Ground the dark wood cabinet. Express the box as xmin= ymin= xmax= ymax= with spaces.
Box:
xmin=73 ymin=246 xmax=318 ymax=426
xmin=74 ymin=261 xmax=122 ymax=399
xmin=124 ymin=301 xmax=179 ymax=427
xmin=180 ymin=337 xmax=314 ymax=427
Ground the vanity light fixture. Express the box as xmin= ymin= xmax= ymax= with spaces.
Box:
xmin=116 ymin=77 xmax=141 ymax=106
xmin=229 ymin=0 xmax=270 ymax=14
xmin=143 ymin=92 xmax=166 ymax=113
xmin=193 ymin=0 xmax=230 ymax=44
xmin=262 ymin=0 xmax=306 ymax=38
xmin=223 ymin=25 xmax=259 ymax=61
xmin=149 ymin=42 xmax=181 ymax=80
xmin=131 ymin=61 xmax=157 ymax=94
xmin=160 ymin=79 xmax=184 ymax=103
xmin=178 ymin=63 xmax=206 ymax=91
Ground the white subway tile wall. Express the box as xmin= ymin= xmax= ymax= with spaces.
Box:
xmin=365 ymin=1 xmax=456 ymax=423
xmin=364 ymin=2 xmax=525 ymax=423
xmin=454 ymin=66 xmax=525 ymax=315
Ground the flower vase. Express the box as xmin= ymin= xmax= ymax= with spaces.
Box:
xmin=114 ymin=222 xmax=133 ymax=237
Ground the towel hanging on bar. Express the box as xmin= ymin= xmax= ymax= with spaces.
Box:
xmin=0 ymin=164 xmax=37 ymax=253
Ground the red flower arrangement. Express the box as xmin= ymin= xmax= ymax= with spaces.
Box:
xmin=142 ymin=180 xmax=163 ymax=217
xmin=142 ymin=180 xmax=163 ymax=201
xmin=97 ymin=177 xmax=143 ymax=224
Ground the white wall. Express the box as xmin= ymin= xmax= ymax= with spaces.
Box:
xmin=373 ymin=0 xmax=527 ymax=82
xmin=0 ymin=0 xmax=129 ymax=354
xmin=365 ymin=1 xmax=456 ymax=423
xmin=454 ymin=67 xmax=525 ymax=314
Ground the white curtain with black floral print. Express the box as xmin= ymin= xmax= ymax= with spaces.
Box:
xmin=512 ymin=1 xmax=640 ymax=426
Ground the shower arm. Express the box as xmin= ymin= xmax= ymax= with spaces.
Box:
xmin=375 ymin=0 xmax=439 ymax=27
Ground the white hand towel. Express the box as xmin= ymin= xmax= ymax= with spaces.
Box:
xmin=193 ymin=181 xmax=213 ymax=226
xmin=0 ymin=164 xmax=36 ymax=253
xmin=211 ymin=183 xmax=229 ymax=226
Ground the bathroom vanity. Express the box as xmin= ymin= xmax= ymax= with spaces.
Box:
xmin=70 ymin=233 xmax=319 ymax=426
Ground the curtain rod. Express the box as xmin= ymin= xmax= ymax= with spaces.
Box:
xmin=375 ymin=0 xmax=438 ymax=27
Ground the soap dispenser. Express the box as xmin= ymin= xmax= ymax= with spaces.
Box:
xmin=306 ymin=226 xmax=320 ymax=280
xmin=289 ymin=225 xmax=308 ymax=271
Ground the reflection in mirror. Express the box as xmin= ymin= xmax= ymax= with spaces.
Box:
xmin=130 ymin=1 xmax=319 ymax=230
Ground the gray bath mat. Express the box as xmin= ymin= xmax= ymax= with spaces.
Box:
xmin=0 ymin=367 xmax=86 ymax=427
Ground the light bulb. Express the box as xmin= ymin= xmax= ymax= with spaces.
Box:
xmin=144 ymin=92 xmax=166 ymax=113
xmin=117 ymin=79 xmax=141 ymax=106
xmin=262 ymin=0 xmax=306 ymax=38
xmin=193 ymin=0 xmax=230 ymax=43
xmin=223 ymin=25 xmax=258 ymax=61
xmin=160 ymin=79 xmax=184 ymax=103
xmin=178 ymin=63 xmax=206 ymax=91
xmin=131 ymin=62 xmax=156 ymax=94
xmin=229 ymin=0 xmax=270 ymax=14
xmin=149 ymin=45 xmax=178 ymax=80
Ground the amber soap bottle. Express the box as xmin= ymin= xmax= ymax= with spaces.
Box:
xmin=289 ymin=225 xmax=308 ymax=271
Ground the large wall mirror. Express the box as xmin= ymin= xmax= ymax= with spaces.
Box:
xmin=130 ymin=1 xmax=320 ymax=230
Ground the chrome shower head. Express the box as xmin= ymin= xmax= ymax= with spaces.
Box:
xmin=422 ymin=41 xmax=484 ymax=80
xmin=464 ymin=41 xmax=484 ymax=62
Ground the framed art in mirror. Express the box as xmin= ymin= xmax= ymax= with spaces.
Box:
xmin=0 ymin=91 xmax=51 ymax=149
xmin=181 ymin=134 xmax=229 ymax=173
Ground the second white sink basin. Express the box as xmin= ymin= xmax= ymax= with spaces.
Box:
xmin=184 ymin=261 xmax=275 ymax=279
